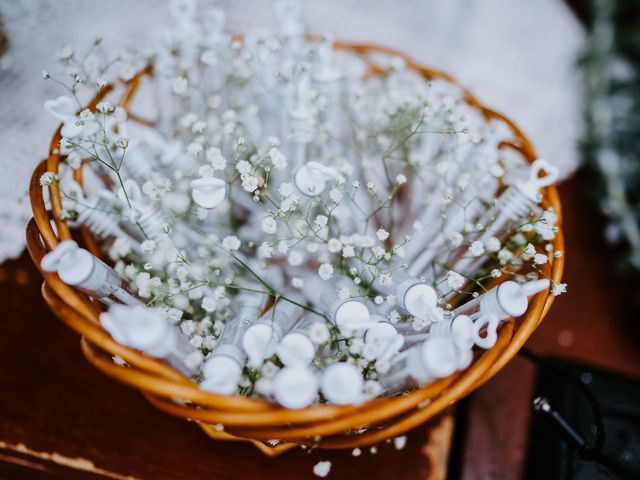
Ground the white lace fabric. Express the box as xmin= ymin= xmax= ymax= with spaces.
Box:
xmin=0 ymin=0 xmax=584 ymax=263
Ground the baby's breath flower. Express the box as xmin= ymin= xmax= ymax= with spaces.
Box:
xmin=313 ymin=461 xmax=331 ymax=478
xmin=39 ymin=172 xmax=57 ymax=186
xmin=318 ymin=263 xmax=334 ymax=280
xmin=201 ymin=297 xmax=217 ymax=313
xmin=447 ymin=271 xmax=465 ymax=290
xmin=349 ymin=338 xmax=364 ymax=355
xmin=56 ymin=45 xmax=74 ymax=61
xmin=498 ymin=248 xmax=514 ymax=264
xmin=79 ymin=109 xmax=94 ymax=120
xmin=207 ymin=148 xmax=227 ymax=170
xmin=314 ymin=215 xmax=328 ymax=229
xmin=172 ymin=76 xmax=188 ymax=94
xmin=264 ymin=136 xmax=279 ymax=147
xmin=327 ymin=238 xmax=342 ymax=253
xmin=192 ymin=121 xmax=207 ymax=134
xmin=268 ymin=147 xmax=288 ymax=170
xmin=281 ymin=195 xmax=298 ymax=212
xmin=222 ymin=235 xmax=241 ymax=251
xmin=288 ymin=251 xmax=303 ymax=266
xmin=533 ymin=253 xmax=549 ymax=265
xmin=163 ymin=307 xmax=183 ymax=322
xmin=522 ymin=243 xmax=536 ymax=260
xmin=336 ymin=288 xmax=350 ymax=300
xmin=329 ymin=188 xmax=343 ymax=203
xmin=552 ymin=282 xmax=567 ymax=296
xmin=309 ymin=322 xmax=330 ymax=344
xmin=203 ymin=335 xmax=217 ymax=350
xmin=66 ymin=151 xmax=82 ymax=169
xmin=241 ymin=175 xmax=259 ymax=192
xmin=449 ymin=232 xmax=463 ymax=248
xmin=187 ymin=142 xmax=203 ymax=156
xmin=236 ymin=160 xmax=252 ymax=175
xmin=257 ymin=242 xmax=273 ymax=258
xmin=277 ymin=240 xmax=290 ymax=254
xmin=261 ymin=216 xmax=277 ymax=234
xmin=512 ymin=233 xmax=527 ymax=245
xmin=376 ymin=359 xmax=391 ymax=374
xmin=180 ymin=320 xmax=196 ymax=336
xmin=141 ymin=239 xmax=157 ymax=255
xmin=278 ymin=182 xmax=294 ymax=197
xmin=342 ymin=245 xmax=355 ymax=258
xmin=485 ymin=236 xmax=501 ymax=252
xmin=95 ymin=101 xmax=114 ymax=114
xmin=412 ymin=316 xmax=428 ymax=331
xmin=394 ymin=436 xmax=407 ymax=450
xmin=196 ymin=207 xmax=209 ymax=220
xmin=364 ymin=380 xmax=383 ymax=396
xmin=376 ymin=228 xmax=389 ymax=242
xmin=470 ymin=241 xmax=485 ymax=257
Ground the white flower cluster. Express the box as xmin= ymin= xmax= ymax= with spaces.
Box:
xmin=40 ymin=0 xmax=565 ymax=418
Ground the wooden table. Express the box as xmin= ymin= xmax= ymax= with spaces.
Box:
xmin=1 ymin=175 xmax=639 ymax=479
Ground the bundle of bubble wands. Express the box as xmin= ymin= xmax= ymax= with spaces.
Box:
xmin=39 ymin=0 xmax=564 ymax=409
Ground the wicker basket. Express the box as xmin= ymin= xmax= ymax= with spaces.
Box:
xmin=26 ymin=41 xmax=564 ymax=456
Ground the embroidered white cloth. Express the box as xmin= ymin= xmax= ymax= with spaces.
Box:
xmin=0 ymin=0 xmax=584 ymax=262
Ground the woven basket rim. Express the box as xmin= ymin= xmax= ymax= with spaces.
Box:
xmin=26 ymin=40 xmax=564 ymax=449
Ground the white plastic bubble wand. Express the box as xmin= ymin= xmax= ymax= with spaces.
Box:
xmin=302 ymin=274 xmax=377 ymax=333
xmin=242 ymin=293 xmax=305 ymax=368
xmin=100 ymin=304 xmax=202 ymax=375
xmin=447 ymin=159 xmax=559 ymax=277
xmin=276 ymin=314 xmax=324 ymax=367
xmin=377 ymin=335 xmax=465 ymax=395
xmin=452 ymin=279 xmax=550 ymax=349
xmin=200 ymin=291 xmax=267 ymax=394
xmin=61 ymin=179 xmax=141 ymax=247
xmin=41 ymin=240 xmax=142 ymax=306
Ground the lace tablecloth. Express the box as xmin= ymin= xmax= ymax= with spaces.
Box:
xmin=0 ymin=0 xmax=584 ymax=263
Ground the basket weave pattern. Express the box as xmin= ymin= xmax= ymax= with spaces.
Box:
xmin=26 ymin=41 xmax=564 ymax=453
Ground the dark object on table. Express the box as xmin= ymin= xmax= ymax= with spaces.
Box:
xmin=525 ymin=358 xmax=640 ymax=479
